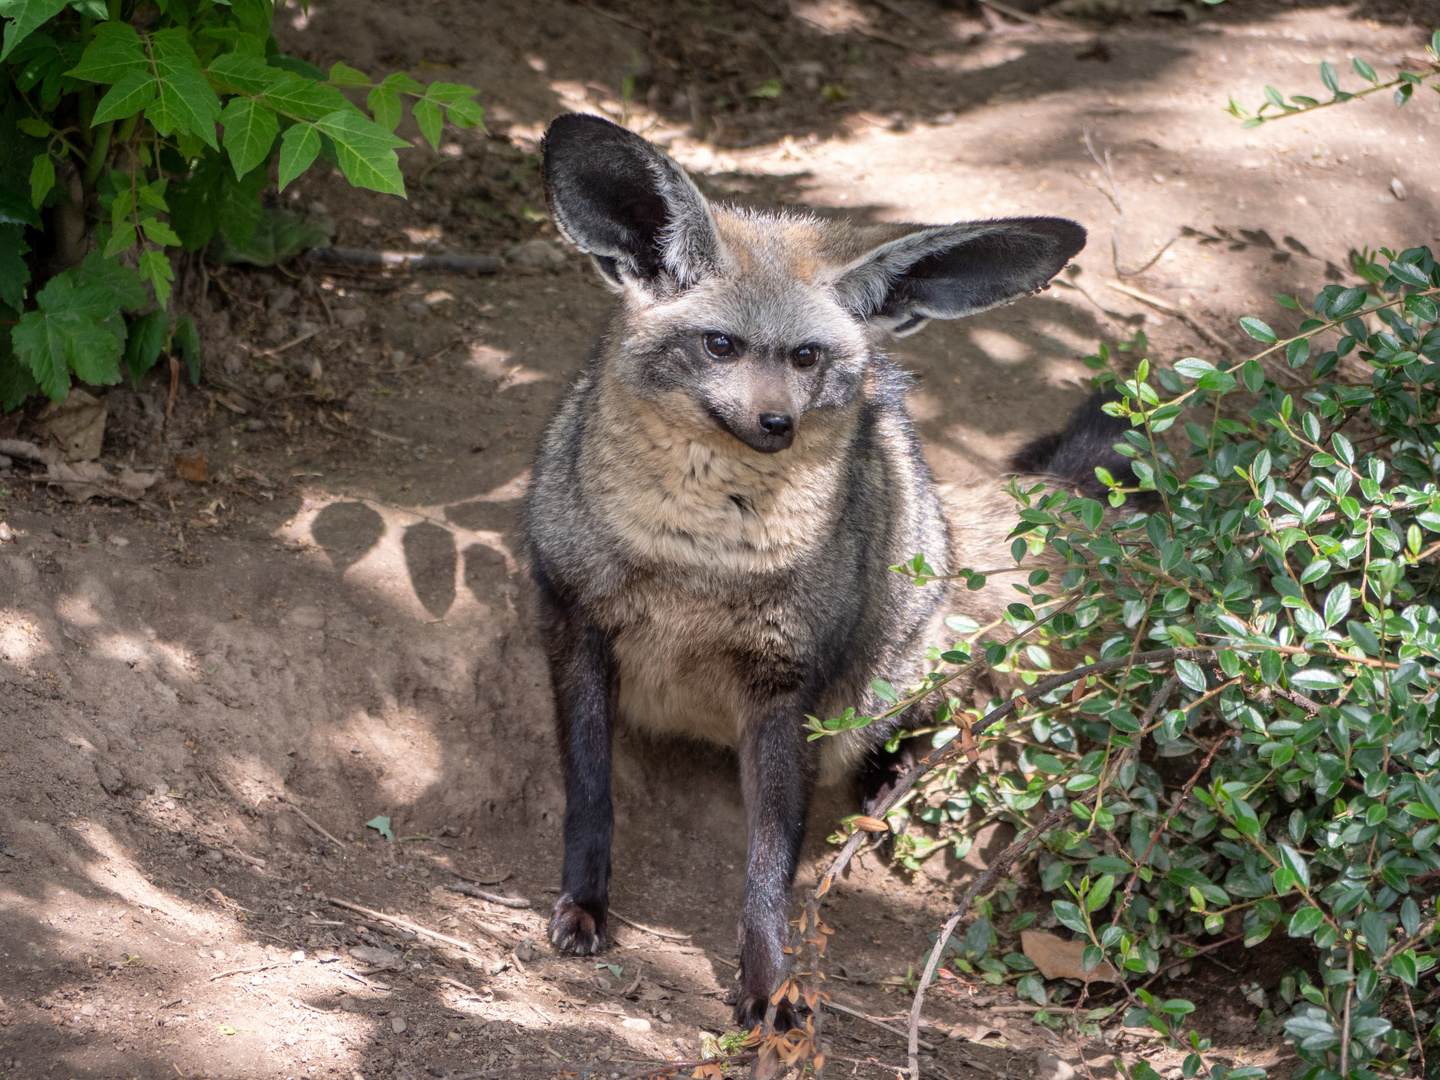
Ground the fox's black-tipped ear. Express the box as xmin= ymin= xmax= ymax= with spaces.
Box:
xmin=835 ymin=217 xmax=1086 ymax=335
xmin=542 ymin=113 xmax=720 ymax=292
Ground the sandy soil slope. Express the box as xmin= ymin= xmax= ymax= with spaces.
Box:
xmin=1 ymin=1 xmax=1436 ymax=1077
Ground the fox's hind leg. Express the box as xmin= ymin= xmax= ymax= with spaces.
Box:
xmin=856 ymin=711 xmax=923 ymax=858
xmin=537 ymin=577 xmax=617 ymax=956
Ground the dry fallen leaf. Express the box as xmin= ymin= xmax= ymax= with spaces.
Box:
xmin=45 ymin=460 xmax=110 ymax=501
xmin=1020 ymin=930 xmax=1123 ymax=983
xmin=38 ymin=388 xmax=106 ymax=462
xmin=175 ymin=455 xmax=210 ymax=484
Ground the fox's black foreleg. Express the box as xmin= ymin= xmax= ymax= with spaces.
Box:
xmin=538 ymin=582 xmax=616 ymax=956
xmin=734 ymin=701 xmax=816 ymax=1032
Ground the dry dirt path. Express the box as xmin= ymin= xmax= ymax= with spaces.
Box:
xmin=1 ymin=2 xmax=1436 ymax=1078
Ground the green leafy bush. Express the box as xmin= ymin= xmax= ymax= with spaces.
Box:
xmin=830 ymin=252 xmax=1440 ymax=1078
xmin=1227 ymin=30 xmax=1440 ymax=126
xmin=0 ymin=0 xmax=482 ymax=411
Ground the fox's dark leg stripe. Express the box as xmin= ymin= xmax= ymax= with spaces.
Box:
xmin=539 ymin=583 xmax=616 ymax=954
xmin=734 ymin=699 xmax=815 ymax=1030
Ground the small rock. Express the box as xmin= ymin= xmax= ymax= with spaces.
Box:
xmin=267 ymin=286 xmax=298 ymax=315
xmin=263 ymin=373 xmax=286 ymax=393
xmin=350 ymin=945 xmax=403 ymax=969
xmin=294 ymin=320 xmax=320 ymax=337
xmin=207 ymin=849 xmax=224 ymax=862
xmin=288 ymin=606 xmax=326 ymax=630
xmin=446 ymin=1031 xmax=462 ymax=1045
xmin=290 ymin=950 xmax=305 ymax=962
xmin=309 ymin=201 xmax=329 ymax=218
xmin=1391 ymin=177 xmax=1406 ymax=200
xmin=406 ymin=301 xmax=429 ymax=318
xmin=129 ymin=789 xmax=146 ymax=802
xmin=106 ymin=534 xmax=128 ymax=547
xmin=621 ymin=1017 xmax=651 ymax=1033
xmin=391 ymin=1016 xmax=407 ymax=1034
xmin=389 ymin=350 xmax=408 ymax=367
xmin=336 ymin=308 xmax=367 ymax=329
xmin=514 ymin=939 xmax=541 ymax=963
xmin=487 ymin=959 xmax=510 ymax=975
xmin=0 ymin=455 xmax=10 ymax=470
xmin=0 ymin=523 xmax=12 ymax=542
xmin=1035 ymin=1052 xmax=1076 ymax=1080
xmin=506 ymin=239 xmax=567 ymax=268
xmin=163 ymin=800 xmax=176 ymax=810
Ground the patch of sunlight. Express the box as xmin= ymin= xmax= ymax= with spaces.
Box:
xmin=276 ymin=494 xmax=519 ymax=622
xmin=55 ymin=589 xmax=104 ymax=627
xmin=967 ymin=327 xmax=1030 ymax=365
xmin=329 ymin=708 xmax=444 ymax=800
xmin=0 ymin=608 xmax=49 ymax=663
xmin=467 ymin=343 xmax=549 ymax=391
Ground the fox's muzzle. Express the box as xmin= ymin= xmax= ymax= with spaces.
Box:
xmin=709 ymin=404 xmax=797 ymax=453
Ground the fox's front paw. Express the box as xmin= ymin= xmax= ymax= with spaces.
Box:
xmin=733 ymin=991 xmax=798 ymax=1033
xmin=549 ymin=893 xmax=607 ymax=954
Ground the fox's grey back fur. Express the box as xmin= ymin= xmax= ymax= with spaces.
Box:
xmin=525 ymin=112 xmax=1100 ymax=1028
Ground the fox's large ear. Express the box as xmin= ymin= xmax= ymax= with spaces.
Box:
xmin=834 ymin=218 xmax=1086 ymax=335
xmin=542 ymin=113 xmax=720 ymax=292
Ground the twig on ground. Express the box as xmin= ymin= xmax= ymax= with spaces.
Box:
xmin=430 ymin=973 xmax=482 ymax=995
xmin=209 ymin=961 xmax=286 ymax=982
xmin=0 ymin=439 xmax=58 ymax=465
xmin=828 ymin=999 xmax=936 ymax=1051
xmin=906 ymin=799 xmax=1089 ymax=1080
xmin=340 ymin=969 xmax=389 ymax=992
xmin=304 ymin=247 xmax=501 ymax=273
xmin=328 ymin=897 xmax=482 ymax=955
xmin=287 ymin=802 xmax=348 ymax=848
xmin=980 ymin=0 xmax=1068 ymax=28
xmin=1114 ymin=735 xmax=1225 ymax=926
xmin=1137 ymin=933 xmax=1244 ymax=988
xmin=1404 ymin=984 xmax=1427 ymax=1076
xmin=1083 ymin=131 xmax=1176 ymax=278
xmin=4 ymin=472 xmax=160 ymax=512
xmin=445 ymin=881 xmax=531 ymax=908
xmin=444 ymin=1051 xmax=758 ymax=1080
xmin=608 ymin=909 xmax=692 ymax=942
xmin=455 ymin=869 xmax=513 ymax=886
xmin=254 ymin=328 xmax=318 ymax=357
xmin=1103 ymin=279 xmax=1239 ymax=361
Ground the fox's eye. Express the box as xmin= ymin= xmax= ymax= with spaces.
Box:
xmin=792 ymin=344 xmax=821 ymax=368
xmin=703 ymin=332 xmax=738 ymax=359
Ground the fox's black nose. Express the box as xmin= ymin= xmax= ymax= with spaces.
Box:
xmin=758 ymin=412 xmax=793 ymax=438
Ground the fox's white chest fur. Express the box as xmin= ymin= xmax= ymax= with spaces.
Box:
xmin=580 ymin=385 xmax=861 ymax=765
xmin=584 ymin=385 xmax=851 ymax=576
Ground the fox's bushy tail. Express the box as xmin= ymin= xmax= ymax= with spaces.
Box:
xmin=1010 ymin=390 xmax=1145 ymax=501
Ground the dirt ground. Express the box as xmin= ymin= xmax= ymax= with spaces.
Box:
xmin=2 ymin=1 xmax=1439 ymax=1078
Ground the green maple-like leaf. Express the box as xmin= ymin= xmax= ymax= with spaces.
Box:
xmin=66 ymin=20 xmax=146 ymax=83
xmin=314 ymin=110 xmax=407 ymax=196
xmin=219 ymin=97 xmax=279 ymax=179
xmin=146 ymin=28 xmax=220 ymax=149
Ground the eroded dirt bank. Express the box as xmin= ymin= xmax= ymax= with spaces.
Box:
xmin=2 ymin=2 xmax=1437 ymax=1077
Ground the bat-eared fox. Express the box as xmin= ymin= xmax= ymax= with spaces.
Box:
xmin=524 ymin=112 xmax=1137 ymax=1030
